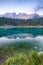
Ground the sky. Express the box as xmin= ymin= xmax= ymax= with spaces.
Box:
xmin=0 ymin=0 xmax=43 ymax=15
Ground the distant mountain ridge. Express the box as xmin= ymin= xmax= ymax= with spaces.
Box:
xmin=0 ymin=12 xmax=43 ymax=19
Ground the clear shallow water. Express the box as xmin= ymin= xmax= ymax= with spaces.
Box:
xmin=0 ymin=28 xmax=43 ymax=51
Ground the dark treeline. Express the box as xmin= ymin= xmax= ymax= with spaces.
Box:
xmin=0 ymin=17 xmax=43 ymax=26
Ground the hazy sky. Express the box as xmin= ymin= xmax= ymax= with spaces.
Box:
xmin=0 ymin=0 xmax=43 ymax=15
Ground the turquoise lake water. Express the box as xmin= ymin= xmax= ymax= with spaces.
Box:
xmin=0 ymin=28 xmax=43 ymax=51
xmin=0 ymin=28 xmax=43 ymax=37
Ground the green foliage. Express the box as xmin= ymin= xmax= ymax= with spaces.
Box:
xmin=0 ymin=42 xmax=43 ymax=65
xmin=2 ymin=50 xmax=43 ymax=65
xmin=38 ymin=53 xmax=43 ymax=65
xmin=29 ymin=50 xmax=40 ymax=65
xmin=2 ymin=53 xmax=29 ymax=65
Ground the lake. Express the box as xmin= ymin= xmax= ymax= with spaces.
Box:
xmin=0 ymin=28 xmax=43 ymax=51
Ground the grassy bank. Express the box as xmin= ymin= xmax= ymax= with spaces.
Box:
xmin=2 ymin=50 xmax=43 ymax=65
xmin=0 ymin=42 xmax=43 ymax=65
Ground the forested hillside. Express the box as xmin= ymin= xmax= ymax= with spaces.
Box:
xmin=0 ymin=17 xmax=43 ymax=26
